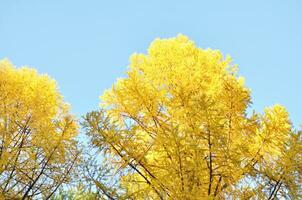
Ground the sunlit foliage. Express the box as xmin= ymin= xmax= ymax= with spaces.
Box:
xmin=84 ymin=35 xmax=302 ymax=199
xmin=0 ymin=60 xmax=79 ymax=199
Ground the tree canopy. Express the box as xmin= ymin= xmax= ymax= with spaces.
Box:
xmin=83 ymin=35 xmax=302 ymax=199
xmin=0 ymin=35 xmax=301 ymax=200
xmin=0 ymin=60 xmax=79 ymax=199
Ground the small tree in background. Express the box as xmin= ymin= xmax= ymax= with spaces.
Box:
xmin=50 ymin=139 xmax=125 ymax=200
xmin=84 ymin=35 xmax=302 ymax=199
xmin=0 ymin=60 xmax=80 ymax=199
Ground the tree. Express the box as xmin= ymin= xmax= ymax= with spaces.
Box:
xmin=0 ymin=60 xmax=79 ymax=199
xmin=50 ymin=146 xmax=123 ymax=200
xmin=84 ymin=35 xmax=302 ymax=199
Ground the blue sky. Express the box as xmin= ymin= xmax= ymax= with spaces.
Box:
xmin=0 ymin=0 xmax=301 ymax=127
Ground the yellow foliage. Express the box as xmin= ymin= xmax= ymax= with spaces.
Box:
xmin=91 ymin=35 xmax=301 ymax=199
xmin=0 ymin=59 xmax=79 ymax=198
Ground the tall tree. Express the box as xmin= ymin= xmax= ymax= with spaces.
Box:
xmin=84 ymin=35 xmax=302 ymax=199
xmin=0 ymin=60 xmax=79 ymax=199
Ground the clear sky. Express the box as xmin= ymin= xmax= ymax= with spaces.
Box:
xmin=0 ymin=0 xmax=301 ymax=127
